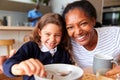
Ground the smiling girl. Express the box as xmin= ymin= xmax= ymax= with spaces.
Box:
xmin=3 ymin=13 xmax=72 ymax=80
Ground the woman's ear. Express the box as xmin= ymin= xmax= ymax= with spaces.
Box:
xmin=91 ymin=18 xmax=96 ymax=26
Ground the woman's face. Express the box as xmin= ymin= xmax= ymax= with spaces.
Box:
xmin=65 ymin=8 xmax=96 ymax=46
xmin=39 ymin=23 xmax=62 ymax=49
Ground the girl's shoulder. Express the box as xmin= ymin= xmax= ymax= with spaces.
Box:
xmin=21 ymin=41 xmax=39 ymax=49
xmin=23 ymin=41 xmax=37 ymax=46
xmin=57 ymin=45 xmax=66 ymax=50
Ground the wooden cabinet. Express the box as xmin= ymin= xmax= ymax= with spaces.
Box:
xmin=104 ymin=0 xmax=120 ymax=7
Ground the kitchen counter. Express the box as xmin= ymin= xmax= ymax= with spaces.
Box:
xmin=0 ymin=26 xmax=33 ymax=31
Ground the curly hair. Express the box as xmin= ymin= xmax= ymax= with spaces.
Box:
xmin=62 ymin=0 xmax=97 ymax=21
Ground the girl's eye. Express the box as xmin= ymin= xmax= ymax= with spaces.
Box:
xmin=45 ymin=33 xmax=50 ymax=36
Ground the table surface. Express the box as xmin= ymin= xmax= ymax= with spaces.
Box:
xmin=81 ymin=67 xmax=115 ymax=80
xmin=0 ymin=73 xmax=22 ymax=80
xmin=0 ymin=67 xmax=116 ymax=80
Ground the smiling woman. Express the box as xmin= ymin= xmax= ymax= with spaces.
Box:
xmin=62 ymin=1 xmax=120 ymax=76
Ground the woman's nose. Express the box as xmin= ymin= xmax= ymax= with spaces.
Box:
xmin=75 ymin=27 xmax=82 ymax=35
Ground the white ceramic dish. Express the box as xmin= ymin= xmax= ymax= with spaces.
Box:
xmin=34 ymin=64 xmax=83 ymax=80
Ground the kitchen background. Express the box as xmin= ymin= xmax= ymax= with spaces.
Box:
xmin=0 ymin=0 xmax=120 ymax=26
xmin=0 ymin=0 xmax=120 ymax=55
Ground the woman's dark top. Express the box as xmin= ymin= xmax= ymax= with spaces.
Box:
xmin=3 ymin=41 xmax=72 ymax=80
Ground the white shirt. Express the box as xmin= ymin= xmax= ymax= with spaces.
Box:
xmin=71 ymin=26 xmax=120 ymax=68
xmin=41 ymin=44 xmax=57 ymax=56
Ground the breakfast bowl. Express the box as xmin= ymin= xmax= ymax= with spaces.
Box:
xmin=34 ymin=64 xmax=83 ymax=80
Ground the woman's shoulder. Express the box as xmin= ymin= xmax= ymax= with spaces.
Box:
xmin=96 ymin=26 xmax=120 ymax=33
xmin=96 ymin=26 xmax=120 ymax=30
xmin=96 ymin=26 xmax=120 ymax=41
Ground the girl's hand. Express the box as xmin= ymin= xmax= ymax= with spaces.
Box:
xmin=11 ymin=58 xmax=45 ymax=77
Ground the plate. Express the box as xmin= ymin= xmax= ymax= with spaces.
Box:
xmin=34 ymin=64 xmax=83 ymax=80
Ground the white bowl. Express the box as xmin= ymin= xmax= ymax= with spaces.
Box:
xmin=34 ymin=64 xmax=83 ymax=80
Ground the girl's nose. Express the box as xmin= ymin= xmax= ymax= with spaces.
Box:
xmin=49 ymin=35 xmax=55 ymax=42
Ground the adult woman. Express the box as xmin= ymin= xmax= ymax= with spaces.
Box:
xmin=62 ymin=0 xmax=120 ymax=76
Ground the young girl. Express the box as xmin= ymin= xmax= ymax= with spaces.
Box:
xmin=3 ymin=13 xmax=72 ymax=80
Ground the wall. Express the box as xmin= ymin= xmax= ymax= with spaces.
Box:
xmin=0 ymin=1 xmax=52 ymax=55
xmin=50 ymin=0 xmax=79 ymax=15
xmin=0 ymin=0 xmax=52 ymax=13
xmin=0 ymin=30 xmax=31 ymax=56
xmin=50 ymin=0 xmax=103 ymax=23
xmin=0 ymin=10 xmax=27 ymax=26
xmin=104 ymin=0 xmax=120 ymax=7
xmin=88 ymin=0 xmax=103 ymax=23
xmin=0 ymin=0 xmax=52 ymax=26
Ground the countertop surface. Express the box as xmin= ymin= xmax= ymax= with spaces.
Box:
xmin=0 ymin=26 xmax=33 ymax=31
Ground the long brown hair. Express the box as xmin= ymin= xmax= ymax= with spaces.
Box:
xmin=32 ymin=13 xmax=73 ymax=60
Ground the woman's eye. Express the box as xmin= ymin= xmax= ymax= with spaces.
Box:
xmin=55 ymin=34 xmax=61 ymax=37
xmin=80 ymin=22 xmax=88 ymax=27
xmin=66 ymin=26 xmax=73 ymax=31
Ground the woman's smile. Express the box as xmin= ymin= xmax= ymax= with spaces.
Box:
xmin=65 ymin=8 xmax=95 ymax=46
xmin=75 ymin=34 xmax=89 ymax=42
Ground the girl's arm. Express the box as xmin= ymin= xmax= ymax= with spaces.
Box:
xmin=11 ymin=58 xmax=45 ymax=77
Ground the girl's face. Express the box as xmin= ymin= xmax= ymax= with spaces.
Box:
xmin=65 ymin=8 xmax=96 ymax=46
xmin=39 ymin=23 xmax=62 ymax=49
